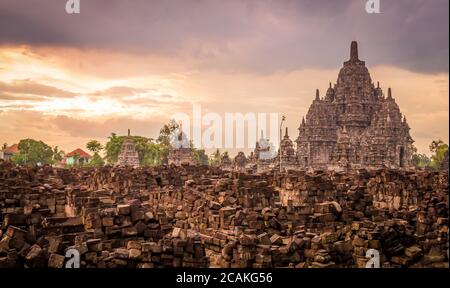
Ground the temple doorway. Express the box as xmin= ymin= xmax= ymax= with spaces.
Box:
xmin=399 ymin=147 xmax=405 ymax=167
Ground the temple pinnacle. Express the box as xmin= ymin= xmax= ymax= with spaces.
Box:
xmin=350 ymin=41 xmax=359 ymax=61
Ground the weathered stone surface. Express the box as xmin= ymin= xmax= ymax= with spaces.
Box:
xmin=48 ymin=254 xmax=65 ymax=268
xmin=0 ymin=161 xmax=447 ymax=268
xmin=295 ymin=42 xmax=414 ymax=171
xmin=117 ymin=130 xmax=140 ymax=167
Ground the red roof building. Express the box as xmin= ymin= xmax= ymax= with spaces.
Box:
xmin=3 ymin=144 xmax=19 ymax=154
xmin=66 ymin=148 xmax=91 ymax=158
xmin=65 ymin=148 xmax=92 ymax=166
xmin=1 ymin=144 xmax=19 ymax=161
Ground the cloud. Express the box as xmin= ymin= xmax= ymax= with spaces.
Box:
xmin=0 ymin=0 xmax=447 ymax=74
xmin=0 ymin=92 xmax=46 ymax=101
xmin=90 ymin=86 xmax=150 ymax=98
xmin=0 ymin=110 xmax=166 ymax=152
xmin=0 ymin=79 xmax=77 ymax=98
xmin=53 ymin=115 xmax=164 ymax=139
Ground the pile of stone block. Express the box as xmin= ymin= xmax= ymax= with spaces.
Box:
xmin=0 ymin=161 xmax=448 ymax=268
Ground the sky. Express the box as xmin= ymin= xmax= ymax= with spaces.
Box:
xmin=0 ymin=0 xmax=448 ymax=157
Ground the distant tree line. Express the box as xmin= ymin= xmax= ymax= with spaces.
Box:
xmin=5 ymin=124 xmax=447 ymax=170
xmin=3 ymin=120 xmax=215 ymax=167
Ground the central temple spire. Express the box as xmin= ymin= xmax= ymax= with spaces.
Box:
xmin=350 ymin=41 xmax=359 ymax=61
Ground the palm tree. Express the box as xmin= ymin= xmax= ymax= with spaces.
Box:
xmin=52 ymin=146 xmax=65 ymax=163
xmin=86 ymin=140 xmax=103 ymax=154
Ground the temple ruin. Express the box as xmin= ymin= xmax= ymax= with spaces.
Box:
xmin=168 ymin=128 xmax=195 ymax=166
xmin=296 ymin=41 xmax=414 ymax=171
xmin=117 ymin=129 xmax=140 ymax=167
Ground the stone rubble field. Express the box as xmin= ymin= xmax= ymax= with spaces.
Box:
xmin=0 ymin=162 xmax=448 ymax=268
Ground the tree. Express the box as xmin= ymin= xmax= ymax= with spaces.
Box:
xmin=142 ymin=142 xmax=165 ymax=166
xmin=2 ymin=143 xmax=7 ymax=150
xmin=104 ymin=120 xmax=210 ymax=166
xmin=155 ymin=119 xmax=180 ymax=164
xmin=86 ymin=153 xmax=105 ymax=167
xmin=86 ymin=140 xmax=103 ymax=154
xmin=412 ymin=153 xmax=430 ymax=168
xmin=104 ymin=132 xmax=159 ymax=165
xmin=429 ymin=140 xmax=448 ymax=169
xmin=209 ymin=149 xmax=221 ymax=165
xmin=157 ymin=119 xmax=179 ymax=147
xmin=12 ymin=139 xmax=53 ymax=165
xmin=85 ymin=140 xmax=104 ymax=167
xmin=105 ymin=133 xmax=123 ymax=164
xmin=429 ymin=140 xmax=445 ymax=154
xmin=193 ymin=148 xmax=209 ymax=165
xmin=133 ymin=136 xmax=154 ymax=164
xmin=52 ymin=146 xmax=65 ymax=163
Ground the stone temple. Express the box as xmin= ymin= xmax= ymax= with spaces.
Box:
xmin=117 ymin=129 xmax=140 ymax=167
xmin=295 ymin=41 xmax=414 ymax=171
xmin=168 ymin=128 xmax=195 ymax=166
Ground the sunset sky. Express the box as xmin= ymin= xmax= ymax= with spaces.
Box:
xmin=0 ymin=0 xmax=448 ymax=156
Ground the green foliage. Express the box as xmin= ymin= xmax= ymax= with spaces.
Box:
xmin=86 ymin=140 xmax=103 ymax=154
xmin=133 ymin=136 xmax=155 ymax=164
xmin=193 ymin=148 xmax=209 ymax=165
xmin=142 ymin=142 xmax=165 ymax=166
xmin=52 ymin=146 xmax=65 ymax=163
xmin=429 ymin=140 xmax=445 ymax=154
xmin=412 ymin=140 xmax=449 ymax=170
xmin=84 ymin=140 xmax=104 ymax=167
xmin=209 ymin=149 xmax=222 ymax=165
xmin=104 ymin=120 xmax=211 ymax=167
xmin=157 ymin=119 xmax=179 ymax=147
xmin=412 ymin=153 xmax=430 ymax=168
xmin=86 ymin=153 xmax=105 ymax=167
xmin=429 ymin=140 xmax=448 ymax=169
xmin=155 ymin=119 xmax=180 ymax=164
xmin=104 ymin=133 xmax=163 ymax=166
xmin=104 ymin=133 xmax=123 ymax=163
xmin=12 ymin=139 xmax=53 ymax=165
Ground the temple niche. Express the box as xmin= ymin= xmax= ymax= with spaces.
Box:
xmin=296 ymin=41 xmax=414 ymax=171
xmin=117 ymin=129 xmax=140 ymax=167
